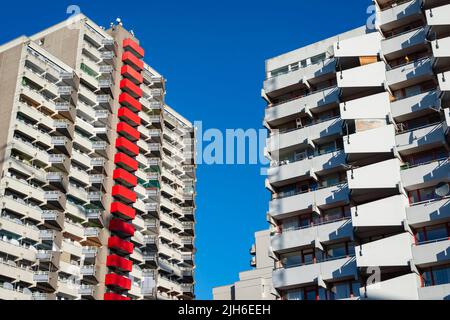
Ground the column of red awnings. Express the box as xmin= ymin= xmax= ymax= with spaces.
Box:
xmin=104 ymin=38 xmax=145 ymax=301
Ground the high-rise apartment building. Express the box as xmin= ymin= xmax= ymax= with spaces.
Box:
xmin=0 ymin=14 xmax=196 ymax=300
xmin=262 ymin=0 xmax=450 ymax=300
xmin=212 ymin=230 xmax=275 ymax=300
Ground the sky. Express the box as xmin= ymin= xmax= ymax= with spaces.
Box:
xmin=0 ymin=0 xmax=372 ymax=299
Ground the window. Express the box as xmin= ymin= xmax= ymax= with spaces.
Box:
xmin=280 ymin=252 xmax=302 ymax=268
xmin=408 ymin=184 xmax=450 ymax=204
xmin=422 ymin=265 xmax=450 ymax=287
xmin=270 ymin=66 xmax=289 ymax=78
xmin=415 ymin=223 xmax=450 ymax=243
xmin=282 ymin=217 xmax=300 ymax=232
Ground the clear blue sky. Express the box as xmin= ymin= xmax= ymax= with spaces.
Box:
xmin=0 ymin=0 xmax=371 ymax=299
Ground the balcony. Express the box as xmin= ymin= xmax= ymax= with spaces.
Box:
xmin=111 ymin=201 xmax=136 ymax=221
xmin=84 ymin=227 xmax=102 ymax=245
xmin=396 ymin=123 xmax=447 ymax=155
xmin=107 ymin=254 xmax=133 ymax=272
xmin=36 ymin=250 xmax=60 ymax=267
xmin=82 ymin=247 xmax=98 ymax=263
xmin=267 ymin=150 xmax=346 ymax=187
xmin=361 ymin=273 xmax=421 ymax=300
xmin=118 ymin=107 xmax=141 ymax=127
xmin=105 ymin=273 xmax=132 ymax=291
xmin=407 ymin=198 xmax=450 ymax=227
xmin=53 ymin=119 xmax=74 ymax=138
xmin=377 ymin=0 xmax=423 ymax=32
xmin=112 ymin=185 xmax=137 ymax=204
xmin=413 ymin=239 xmax=450 ymax=267
xmin=340 ymin=92 xmax=391 ymax=121
xmin=264 ymin=58 xmax=336 ymax=98
xmin=401 ymin=158 xmax=450 ymax=189
xmin=51 ymin=136 xmax=72 ymax=156
xmin=104 ymin=292 xmax=131 ymax=300
xmin=382 ymin=27 xmax=427 ymax=60
xmin=391 ymin=91 xmax=440 ymax=122
xmin=119 ymin=92 xmax=142 ymax=113
xmin=386 ymin=58 xmax=434 ymax=91
xmin=87 ymin=192 xmax=105 ymax=208
xmin=79 ymin=285 xmax=97 ymax=300
xmin=438 ymin=71 xmax=450 ymax=101
xmin=80 ymin=265 xmax=100 ymax=282
xmin=122 ymin=52 xmax=144 ymax=73
xmin=116 ymin=137 xmax=139 ymax=157
xmin=121 ymin=65 xmax=143 ymax=85
xmin=117 ymin=122 xmax=140 ymax=142
xmin=120 ymin=79 xmax=142 ymax=99
xmin=101 ymin=51 xmax=115 ymax=64
xmin=419 ymin=283 xmax=450 ymax=300
xmin=46 ymin=172 xmax=69 ymax=192
xmin=113 ymin=168 xmax=138 ymax=188
xmin=347 ymin=158 xmax=402 ymax=204
xmin=109 ymin=218 xmax=136 ymax=237
xmin=355 ymin=233 xmax=414 ymax=268
xmin=334 ymin=32 xmax=381 ymax=59
xmin=272 ymin=256 xmax=357 ymax=290
xmin=97 ymin=94 xmax=113 ymax=111
xmin=44 ymin=191 xmax=67 ymax=209
xmin=337 ymin=62 xmax=386 ymax=99
xmin=267 ymin=117 xmax=342 ymax=154
xmin=271 ymin=218 xmax=353 ymax=253
xmin=123 ymin=38 xmax=145 ymax=59
xmin=33 ymin=271 xmax=58 ymax=292
xmin=108 ymin=236 xmax=134 ymax=255
xmin=115 ymin=152 xmax=138 ymax=172
xmin=269 ymin=184 xmax=349 ymax=219
xmin=344 ymin=125 xmax=397 ymax=162
xmin=425 ymin=3 xmax=450 ymax=37
xmin=92 ymin=141 xmax=109 ymax=158
xmin=352 ymin=194 xmax=408 ymax=233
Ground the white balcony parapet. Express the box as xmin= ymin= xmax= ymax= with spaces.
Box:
xmin=352 ymin=194 xmax=408 ymax=228
xmin=334 ymin=32 xmax=381 ymax=57
xmin=355 ymin=233 xmax=414 ymax=267
xmin=361 ymin=273 xmax=421 ymax=300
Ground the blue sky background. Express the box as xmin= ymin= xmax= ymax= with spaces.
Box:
xmin=0 ymin=0 xmax=371 ymax=299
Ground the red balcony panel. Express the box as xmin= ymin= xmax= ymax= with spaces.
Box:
xmin=117 ymin=122 xmax=140 ymax=142
xmin=108 ymin=236 xmax=134 ymax=254
xmin=121 ymin=65 xmax=143 ymax=85
xmin=104 ymin=292 xmax=131 ymax=301
xmin=109 ymin=218 xmax=136 ymax=237
xmin=123 ymin=38 xmax=145 ymax=59
xmin=114 ymin=153 xmax=138 ymax=172
xmin=112 ymin=184 xmax=137 ymax=204
xmin=122 ymin=52 xmax=144 ymax=72
xmin=120 ymin=79 xmax=142 ymax=99
xmin=107 ymin=254 xmax=133 ymax=272
xmin=110 ymin=201 xmax=136 ymax=220
xmin=118 ymin=107 xmax=141 ymax=127
xmin=105 ymin=273 xmax=132 ymax=291
xmin=116 ymin=137 xmax=139 ymax=157
xmin=119 ymin=92 xmax=142 ymax=113
xmin=113 ymin=168 xmax=138 ymax=188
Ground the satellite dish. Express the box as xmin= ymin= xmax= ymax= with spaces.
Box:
xmin=435 ymin=182 xmax=450 ymax=197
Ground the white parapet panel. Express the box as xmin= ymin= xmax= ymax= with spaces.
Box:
xmin=348 ymin=158 xmax=401 ymax=190
xmin=344 ymin=125 xmax=396 ymax=156
xmin=340 ymin=92 xmax=390 ymax=120
xmin=334 ymin=32 xmax=381 ymax=57
xmin=361 ymin=273 xmax=421 ymax=300
xmin=425 ymin=3 xmax=450 ymax=26
xmin=352 ymin=194 xmax=408 ymax=228
xmin=338 ymin=62 xmax=386 ymax=88
xmin=356 ymin=233 xmax=414 ymax=267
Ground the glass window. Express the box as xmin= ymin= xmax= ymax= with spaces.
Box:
xmin=419 ymin=187 xmax=436 ymax=202
xmin=302 ymin=249 xmax=315 ymax=265
xmin=281 ymin=252 xmax=301 ymax=268
xmin=282 ymin=217 xmax=300 ymax=232
xmin=351 ymin=281 xmax=361 ymax=297
xmin=326 ymin=244 xmax=347 ymax=259
xmin=422 ymin=270 xmax=434 ymax=287
xmin=433 ymin=266 xmax=450 ymax=286
xmin=425 ymin=225 xmax=448 ymax=242
xmin=322 ymin=207 xmax=343 ymax=222
xmin=330 ymin=282 xmax=351 ymax=300
xmin=304 ymin=287 xmax=317 ymax=300
xmin=286 ymin=289 xmax=304 ymax=301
